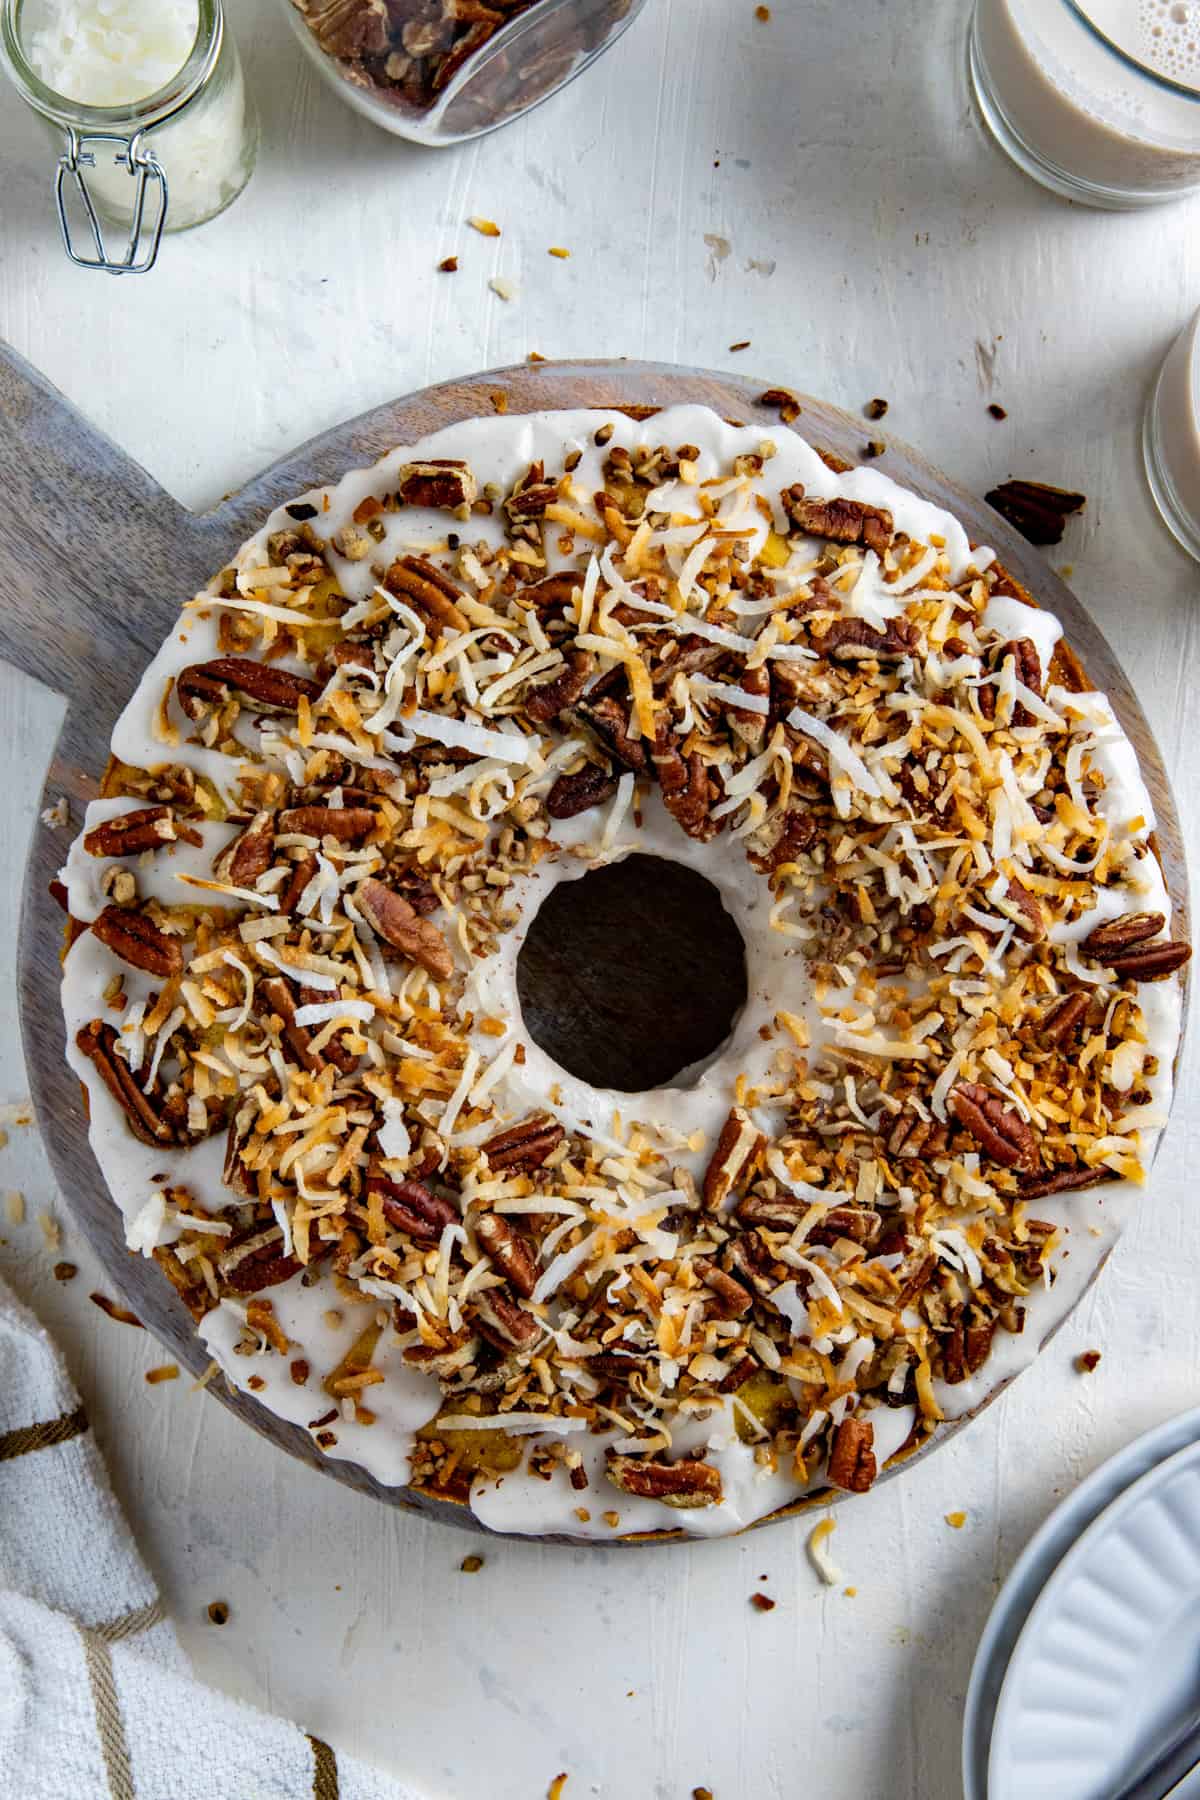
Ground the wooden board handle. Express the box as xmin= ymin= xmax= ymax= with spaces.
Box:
xmin=0 ymin=339 xmax=194 ymax=711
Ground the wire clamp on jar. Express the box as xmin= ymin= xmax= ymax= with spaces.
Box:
xmin=55 ymin=127 xmax=168 ymax=275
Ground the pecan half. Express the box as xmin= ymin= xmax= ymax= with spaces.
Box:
xmin=475 ymin=1211 xmax=538 ymax=1298
xmin=814 ymin=616 xmax=916 ymax=662
xmin=948 ymin=1082 xmax=1037 ymax=1170
xmin=886 ymin=1109 xmax=945 ymax=1159
xmin=306 ymin=0 xmax=390 ymax=57
xmin=606 ymin=1455 xmax=723 ymax=1509
xmin=92 ymin=906 xmax=184 ymax=979
xmin=1099 ymin=941 xmax=1191 ymax=981
xmin=1016 ymin=1167 xmax=1108 ymax=1206
xmin=693 ymin=1257 xmax=752 ymax=1320
xmin=505 ymin=461 xmax=559 ymax=522
xmin=546 ymin=764 xmax=619 ymax=820
xmin=357 ymin=876 xmax=453 ymax=979
xmin=83 ymin=806 xmax=187 ymax=858
xmin=255 ymin=975 xmax=351 ymax=1076
xmin=1082 ymin=912 xmax=1164 ymax=957
xmin=278 ymin=804 xmax=377 ymax=843
xmin=384 ymin=555 xmax=469 ymax=634
xmin=1082 ymin=912 xmax=1190 ymax=981
xmin=75 ymin=1019 xmax=179 ymax=1147
xmin=471 ymin=1288 xmax=540 ymax=1353
xmin=1038 ymin=991 xmax=1089 ymax=1049
xmin=703 ymin=1107 xmax=765 ymax=1211
xmin=481 ymin=1116 xmax=565 ymax=1174
xmin=397 ymin=459 xmax=477 ymax=513
xmin=526 ymin=652 xmax=592 ymax=725
xmin=984 ymin=479 xmax=1085 ymax=547
xmin=781 ymin=484 xmax=894 ymax=554
xmin=213 ymin=810 xmax=276 ymax=887
xmin=218 ymin=1226 xmax=331 ymax=1296
xmin=175 ymin=657 xmax=320 ymax=722
xmin=369 ymin=1170 xmax=458 ymax=1244
xmin=827 ymin=1416 xmax=877 ymax=1493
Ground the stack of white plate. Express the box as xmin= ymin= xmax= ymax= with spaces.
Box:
xmin=966 ymin=1407 xmax=1200 ymax=1800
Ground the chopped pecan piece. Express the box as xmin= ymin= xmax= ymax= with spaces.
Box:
xmin=748 ymin=809 xmax=817 ymax=873
xmin=1002 ymin=877 xmax=1045 ymax=941
xmin=278 ymin=854 xmax=319 ymax=915
xmin=397 ymin=459 xmax=477 ymax=513
xmin=213 ymin=811 xmax=276 ymax=888
xmin=703 ymin=1107 xmax=765 ymax=1211
xmin=546 ymin=764 xmax=619 ymax=820
xmin=92 ymin=906 xmax=184 ymax=979
xmin=522 ymin=573 xmax=579 ymax=615
xmin=384 ymin=555 xmax=469 ymax=634
xmin=941 ymin=1312 xmax=995 ymax=1385
xmin=984 ymin=479 xmax=1085 ymax=546
xmin=886 ymin=1109 xmax=942 ymax=1159
xmin=526 ymin=652 xmax=592 ymax=724
xmin=83 ymin=806 xmax=187 ymax=858
xmin=278 ymin=804 xmax=377 ymax=843
xmin=75 ymin=1019 xmax=180 ymax=1147
xmin=781 ymin=484 xmax=894 ymax=554
xmin=369 ymin=1170 xmax=458 ymax=1244
xmin=722 ymin=1232 xmax=782 ymax=1300
xmin=481 ymin=1116 xmax=565 ymax=1174
xmin=826 ymin=1416 xmax=877 ymax=1493
xmin=475 ymin=1211 xmax=538 ymax=1298
xmin=219 ymin=1227 xmax=330 ymax=1296
xmin=1038 ymin=991 xmax=1089 ymax=1048
xmin=606 ymin=1455 xmax=723 ymax=1509
xmin=654 ymin=734 xmax=718 ymax=842
xmin=357 ymin=876 xmax=453 ymax=979
xmin=758 ymin=387 xmax=803 ymax=424
xmin=808 ymin=1206 xmax=882 ymax=1248
xmin=471 ymin=1288 xmax=540 ymax=1353
xmin=505 ymin=461 xmax=559 ymax=522
xmin=693 ymin=1257 xmax=752 ymax=1320
xmin=982 ymin=637 xmax=1043 ymax=726
xmin=577 ymin=695 xmax=650 ymax=773
xmin=175 ymin=657 xmax=320 ymax=722
xmin=948 ymin=1082 xmax=1037 ymax=1171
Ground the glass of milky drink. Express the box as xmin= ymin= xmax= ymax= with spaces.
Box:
xmin=1 ymin=0 xmax=257 ymax=272
xmin=970 ymin=0 xmax=1200 ymax=206
xmin=1145 ymin=308 xmax=1200 ymax=560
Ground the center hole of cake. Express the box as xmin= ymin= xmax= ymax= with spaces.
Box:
xmin=516 ymin=855 xmax=748 ymax=1093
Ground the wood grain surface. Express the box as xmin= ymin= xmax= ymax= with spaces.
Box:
xmin=1 ymin=346 xmax=1187 ymax=1538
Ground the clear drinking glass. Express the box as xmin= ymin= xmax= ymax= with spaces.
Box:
xmin=969 ymin=0 xmax=1200 ymax=207
xmin=1145 ymin=307 xmax=1200 ymax=562
xmin=0 ymin=0 xmax=258 ymax=272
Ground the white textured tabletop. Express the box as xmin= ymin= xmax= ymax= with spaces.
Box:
xmin=1 ymin=3 xmax=1199 ymax=1797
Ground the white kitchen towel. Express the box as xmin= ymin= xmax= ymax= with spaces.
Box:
xmin=0 ymin=1271 xmax=424 ymax=1800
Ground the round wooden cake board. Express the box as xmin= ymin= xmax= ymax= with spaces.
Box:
xmin=0 ymin=348 xmax=1187 ymax=1541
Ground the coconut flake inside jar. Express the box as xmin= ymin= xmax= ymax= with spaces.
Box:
xmin=19 ymin=0 xmax=256 ymax=236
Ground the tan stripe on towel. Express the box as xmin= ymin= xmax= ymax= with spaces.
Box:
xmin=0 ymin=1401 xmax=88 ymax=1462
xmin=79 ymin=1624 xmax=135 ymax=1800
xmin=95 ymin=1596 xmax=167 ymax=1645
xmin=309 ymin=1733 xmax=340 ymax=1800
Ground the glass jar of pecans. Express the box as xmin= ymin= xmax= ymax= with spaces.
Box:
xmin=279 ymin=0 xmax=649 ymax=145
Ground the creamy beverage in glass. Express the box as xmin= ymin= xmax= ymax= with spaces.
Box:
xmin=1146 ymin=308 xmax=1200 ymax=561
xmin=970 ymin=0 xmax=1200 ymax=205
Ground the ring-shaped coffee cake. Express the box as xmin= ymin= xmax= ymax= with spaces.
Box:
xmin=59 ymin=405 xmax=1188 ymax=1538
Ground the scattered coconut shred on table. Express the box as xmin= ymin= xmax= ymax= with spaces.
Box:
xmin=807 ymin=1515 xmax=845 ymax=1587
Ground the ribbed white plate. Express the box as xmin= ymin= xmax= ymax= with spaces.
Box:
xmin=987 ymin=1432 xmax=1200 ymax=1800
